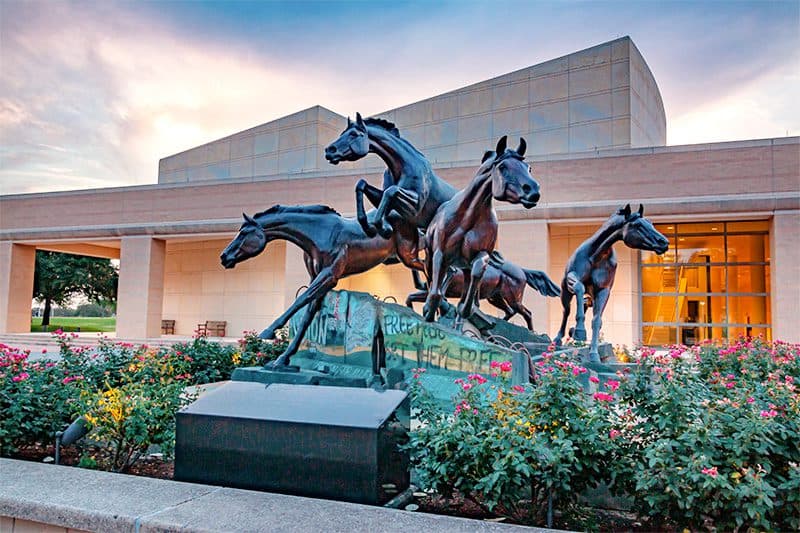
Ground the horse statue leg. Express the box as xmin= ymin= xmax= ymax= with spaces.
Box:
xmin=588 ymin=287 xmax=611 ymax=363
xmin=553 ymin=279 xmax=572 ymax=346
xmin=422 ymin=250 xmax=445 ymax=322
xmin=457 ymin=251 xmax=489 ymax=320
xmin=269 ymin=296 xmax=324 ymax=367
xmin=259 ymin=265 xmax=338 ymax=341
xmin=568 ymin=273 xmax=588 ymax=342
xmin=509 ymin=300 xmax=534 ymax=331
xmin=355 ymin=179 xmax=384 ymax=237
xmin=372 ymin=185 xmax=419 ymax=238
xmin=488 ymin=294 xmax=515 ymax=321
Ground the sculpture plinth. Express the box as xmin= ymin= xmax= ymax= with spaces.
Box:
xmin=175 ymin=382 xmax=409 ymax=505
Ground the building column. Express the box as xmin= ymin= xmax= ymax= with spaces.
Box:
xmin=116 ymin=237 xmax=166 ymax=339
xmin=770 ymin=211 xmax=800 ymax=343
xmin=498 ymin=220 xmax=551 ymax=334
xmin=0 ymin=242 xmax=36 ymax=334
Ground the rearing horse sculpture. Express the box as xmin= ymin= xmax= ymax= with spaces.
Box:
xmin=219 ymin=205 xmax=423 ymax=366
xmin=422 ymin=136 xmax=541 ymax=323
xmin=324 ymin=113 xmax=457 ymax=238
xmin=554 ymin=204 xmax=669 ymax=362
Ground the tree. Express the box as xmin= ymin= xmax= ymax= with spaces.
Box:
xmin=33 ymin=251 xmax=118 ymax=327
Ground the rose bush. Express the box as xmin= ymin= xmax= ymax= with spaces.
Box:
xmin=409 ymin=338 xmax=799 ymax=529
xmin=0 ymin=328 xmax=289 ymax=470
xmin=610 ymin=339 xmax=800 ymax=531
xmin=407 ymin=352 xmax=613 ymax=524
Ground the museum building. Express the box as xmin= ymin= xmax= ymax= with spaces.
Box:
xmin=1 ymin=37 xmax=798 ymax=346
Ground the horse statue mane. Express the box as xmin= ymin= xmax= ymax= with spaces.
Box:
xmin=363 ymin=117 xmax=400 ymax=137
xmin=254 ymin=204 xmax=340 ymax=218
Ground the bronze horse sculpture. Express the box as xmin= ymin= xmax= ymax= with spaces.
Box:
xmin=324 ymin=113 xmax=457 ymax=238
xmin=405 ymin=261 xmax=560 ymax=331
xmin=554 ymin=204 xmax=669 ymax=362
xmin=422 ymin=136 xmax=541 ymax=323
xmin=220 ymin=205 xmax=423 ymax=366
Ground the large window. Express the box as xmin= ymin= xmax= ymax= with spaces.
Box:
xmin=640 ymin=220 xmax=771 ymax=345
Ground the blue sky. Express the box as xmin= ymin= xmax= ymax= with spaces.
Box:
xmin=1 ymin=0 xmax=798 ymax=194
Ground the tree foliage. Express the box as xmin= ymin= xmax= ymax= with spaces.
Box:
xmin=33 ymin=251 xmax=118 ymax=325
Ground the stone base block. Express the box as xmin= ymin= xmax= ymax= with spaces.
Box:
xmin=175 ymin=382 xmax=409 ymax=505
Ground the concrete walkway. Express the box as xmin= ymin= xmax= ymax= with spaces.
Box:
xmin=0 ymin=332 xmax=240 ymax=361
xmin=0 ymin=459 xmax=556 ymax=533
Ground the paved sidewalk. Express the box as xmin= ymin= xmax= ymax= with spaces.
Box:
xmin=0 ymin=458 xmax=558 ymax=533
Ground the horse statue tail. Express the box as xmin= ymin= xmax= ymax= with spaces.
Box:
xmin=522 ymin=268 xmax=561 ymax=297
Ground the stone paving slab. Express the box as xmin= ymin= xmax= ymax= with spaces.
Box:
xmin=0 ymin=459 xmax=558 ymax=533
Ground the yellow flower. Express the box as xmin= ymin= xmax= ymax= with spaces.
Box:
xmin=232 ymin=351 xmax=242 ymax=366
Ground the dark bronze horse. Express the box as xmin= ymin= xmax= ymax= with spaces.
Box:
xmin=422 ymin=136 xmax=540 ymax=323
xmin=220 ymin=205 xmax=423 ymax=366
xmin=554 ymin=204 xmax=669 ymax=362
xmin=324 ymin=113 xmax=457 ymax=238
xmin=405 ymin=261 xmax=559 ymax=330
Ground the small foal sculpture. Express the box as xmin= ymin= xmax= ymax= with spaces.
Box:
xmin=220 ymin=205 xmax=423 ymax=366
xmin=405 ymin=260 xmax=560 ymax=331
xmin=554 ymin=204 xmax=669 ymax=362
xmin=422 ymin=136 xmax=540 ymax=323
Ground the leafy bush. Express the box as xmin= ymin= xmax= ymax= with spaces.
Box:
xmin=610 ymin=339 xmax=800 ymax=531
xmin=0 ymin=344 xmax=82 ymax=454
xmin=1 ymin=328 xmax=288 ymax=469
xmin=409 ymin=338 xmax=799 ymax=529
xmin=407 ymin=352 xmax=612 ymax=523
xmin=76 ymin=348 xmax=196 ymax=472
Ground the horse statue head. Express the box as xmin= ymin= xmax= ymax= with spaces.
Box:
xmin=479 ymin=136 xmax=540 ymax=208
xmin=324 ymin=112 xmax=372 ymax=165
xmin=220 ymin=213 xmax=267 ymax=269
xmin=620 ymin=204 xmax=669 ymax=254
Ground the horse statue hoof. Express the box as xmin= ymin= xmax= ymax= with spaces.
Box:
xmin=588 ymin=352 xmax=601 ymax=364
xmin=572 ymin=327 xmax=587 ymax=342
xmin=377 ymin=222 xmax=394 ymax=239
xmin=259 ymin=328 xmax=277 ymax=340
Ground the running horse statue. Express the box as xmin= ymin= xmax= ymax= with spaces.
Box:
xmin=219 ymin=205 xmax=423 ymax=366
xmin=422 ymin=136 xmax=541 ymax=323
xmin=554 ymin=204 xmax=669 ymax=362
xmin=324 ymin=113 xmax=457 ymax=238
xmin=405 ymin=261 xmax=560 ymax=331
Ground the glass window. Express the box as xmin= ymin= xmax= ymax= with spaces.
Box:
xmin=642 ymin=266 xmax=677 ymax=292
xmin=678 ymin=222 xmax=724 ymax=234
xmin=642 ymin=296 xmax=677 ymax=323
xmin=728 ymin=296 xmax=771 ymax=326
xmin=676 ymin=265 xmax=725 ymax=293
xmin=641 ymin=219 xmax=771 ymax=345
xmin=676 ymin=235 xmax=725 ymax=264
xmin=727 ymin=234 xmax=768 ymax=263
xmin=727 ymin=220 xmax=769 ymax=232
xmin=728 ymin=265 xmax=769 ymax=293
xmin=642 ymin=326 xmax=676 ymax=346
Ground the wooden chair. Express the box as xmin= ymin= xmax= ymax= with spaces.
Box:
xmin=161 ymin=320 xmax=175 ymax=335
xmin=197 ymin=320 xmax=226 ymax=337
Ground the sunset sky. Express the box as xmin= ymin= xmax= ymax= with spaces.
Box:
xmin=1 ymin=0 xmax=798 ymax=195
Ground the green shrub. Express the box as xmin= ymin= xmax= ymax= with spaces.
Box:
xmin=610 ymin=339 xmax=800 ymax=531
xmin=76 ymin=348 xmax=196 ymax=472
xmin=0 ymin=343 xmax=81 ymax=454
xmin=407 ymin=352 xmax=612 ymax=523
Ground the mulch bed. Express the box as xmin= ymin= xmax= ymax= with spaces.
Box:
xmin=10 ymin=442 xmax=173 ymax=479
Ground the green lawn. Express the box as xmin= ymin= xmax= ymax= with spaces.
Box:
xmin=31 ymin=317 xmax=116 ymax=333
